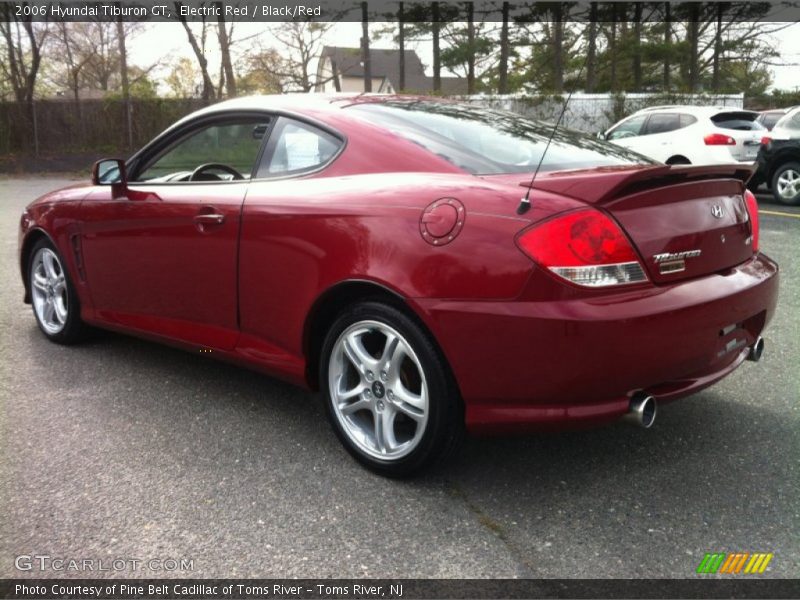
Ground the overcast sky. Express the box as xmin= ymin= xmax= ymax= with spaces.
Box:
xmin=130 ymin=21 xmax=800 ymax=93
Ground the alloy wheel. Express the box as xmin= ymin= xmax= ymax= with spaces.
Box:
xmin=776 ymin=168 xmax=800 ymax=200
xmin=30 ymin=247 xmax=68 ymax=335
xmin=328 ymin=320 xmax=429 ymax=461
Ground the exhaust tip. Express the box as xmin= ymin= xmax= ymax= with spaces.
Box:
xmin=748 ymin=336 xmax=765 ymax=362
xmin=624 ymin=394 xmax=657 ymax=429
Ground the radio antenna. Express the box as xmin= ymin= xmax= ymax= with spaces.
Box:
xmin=517 ymin=49 xmax=591 ymax=216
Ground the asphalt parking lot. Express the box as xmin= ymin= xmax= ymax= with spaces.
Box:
xmin=0 ymin=177 xmax=798 ymax=579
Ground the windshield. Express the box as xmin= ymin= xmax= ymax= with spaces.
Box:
xmin=346 ymin=100 xmax=654 ymax=175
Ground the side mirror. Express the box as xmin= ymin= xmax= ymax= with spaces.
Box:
xmin=92 ymin=158 xmax=128 ymax=199
xmin=597 ymin=131 xmax=607 ymax=140
xmin=92 ymin=158 xmax=127 ymax=186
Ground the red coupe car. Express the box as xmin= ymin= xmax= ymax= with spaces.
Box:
xmin=19 ymin=95 xmax=778 ymax=476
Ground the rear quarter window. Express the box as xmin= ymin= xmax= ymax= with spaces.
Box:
xmin=774 ymin=109 xmax=800 ymax=132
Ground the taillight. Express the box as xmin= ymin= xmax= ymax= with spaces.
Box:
xmin=704 ymin=133 xmax=736 ymax=146
xmin=760 ymin=136 xmax=772 ymax=147
xmin=744 ymin=189 xmax=759 ymax=252
xmin=516 ymin=209 xmax=648 ymax=288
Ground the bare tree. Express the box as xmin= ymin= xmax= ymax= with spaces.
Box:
xmin=216 ymin=4 xmax=236 ymax=97
xmin=265 ymin=21 xmax=335 ymax=92
xmin=116 ymin=15 xmax=133 ymax=149
xmin=52 ymin=23 xmax=96 ymax=102
xmin=174 ymin=2 xmax=216 ymax=103
xmin=0 ymin=8 xmax=48 ymax=104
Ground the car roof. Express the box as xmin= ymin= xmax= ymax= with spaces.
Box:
xmin=631 ymin=105 xmax=757 ymax=117
xmin=163 ymin=93 xmax=457 ymax=132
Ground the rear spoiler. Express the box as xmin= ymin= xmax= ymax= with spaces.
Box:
xmin=521 ymin=164 xmax=755 ymax=205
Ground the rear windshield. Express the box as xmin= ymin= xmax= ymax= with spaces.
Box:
xmin=760 ymin=112 xmax=784 ymax=129
xmin=711 ymin=111 xmax=764 ymax=131
xmin=774 ymin=108 xmax=800 ymax=132
xmin=346 ymin=100 xmax=654 ymax=175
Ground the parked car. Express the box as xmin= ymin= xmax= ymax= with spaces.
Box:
xmin=18 ymin=95 xmax=778 ymax=476
xmin=752 ymin=105 xmax=800 ymax=205
xmin=600 ymin=105 xmax=765 ymax=166
xmin=755 ymin=107 xmax=796 ymax=131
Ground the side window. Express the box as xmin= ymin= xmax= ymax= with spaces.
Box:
xmin=607 ymin=115 xmax=647 ymax=140
xmin=136 ymin=118 xmax=270 ymax=182
xmin=642 ymin=113 xmax=681 ymax=135
xmin=680 ymin=114 xmax=698 ymax=128
xmin=256 ymin=117 xmax=342 ymax=178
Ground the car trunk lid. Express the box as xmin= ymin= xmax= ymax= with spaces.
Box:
xmin=500 ymin=164 xmax=756 ymax=283
xmin=603 ymin=179 xmax=754 ymax=283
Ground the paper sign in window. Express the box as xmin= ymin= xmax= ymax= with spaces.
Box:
xmin=285 ymin=132 xmax=321 ymax=171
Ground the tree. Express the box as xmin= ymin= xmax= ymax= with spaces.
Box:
xmin=439 ymin=3 xmax=494 ymax=93
xmin=237 ymin=46 xmax=284 ymax=94
xmin=361 ymin=2 xmax=371 ymax=92
xmin=585 ymin=3 xmax=598 ymax=92
xmin=498 ymin=1 xmax=510 ymax=93
xmin=0 ymin=8 xmax=48 ymax=104
xmin=263 ymin=21 xmax=335 ymax=92
xmin=398 ymin=2 xmax=405 ymax=91
xmin=216 ymin=9 xmax=237 ymax=98
xmin=174 ymin=2 xmax=216 ymax=103
xmin=165 ymin=57 xmax=200 ymax=98
xmin=116 ymin=15 xmax=134 ymax=148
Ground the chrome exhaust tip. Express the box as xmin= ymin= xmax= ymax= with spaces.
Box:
xmin=747 ymin=336 xmax=765 ymax=362
xmin=623 ymin=393 xmax=657 ymax=429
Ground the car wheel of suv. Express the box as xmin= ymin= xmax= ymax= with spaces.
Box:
xmin=771 ymin=162 xmax=800 ymax=205
xmin=28 ymin=239 xmax=88 ymax=344
xmin=320 ymin=301 xmax=462 ymax=477
xmin=666 ymin=156 xmax=691 ymax=165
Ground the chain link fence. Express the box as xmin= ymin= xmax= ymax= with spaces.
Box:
xmin=454 ymin=92 xmax=745 ymax=133
xmin=0 ymin=98 xmax=205 ymax=172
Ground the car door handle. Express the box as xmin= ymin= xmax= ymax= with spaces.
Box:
xmin=194 ymin=213 xmax=225 ymax=225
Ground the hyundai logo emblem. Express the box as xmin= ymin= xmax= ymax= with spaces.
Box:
xmin=711 ymin=204 xmax=725 ymax=219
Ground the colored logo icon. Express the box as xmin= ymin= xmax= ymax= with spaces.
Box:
xmin=696 ymin=552 xmax=773 ymax=574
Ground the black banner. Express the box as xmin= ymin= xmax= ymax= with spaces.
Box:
xmin=2 ymin=1 xmax=800 ymax=23
xmin=2 ymin=579 xmax=800 ymax=600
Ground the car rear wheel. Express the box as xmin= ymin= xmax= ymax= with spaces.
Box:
xmin=28 ymin=239 xmax=88 ymax=344
xmin=320 ymin=302 xmax=462 ymax=477
xmin=771 ymin=162 xmax=800 ymax=205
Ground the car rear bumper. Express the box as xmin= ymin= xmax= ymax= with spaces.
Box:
xmin=416 ymin=253 xmax=779 ymax=434
xmin=700 ymin=150 xmax=756 ymax=166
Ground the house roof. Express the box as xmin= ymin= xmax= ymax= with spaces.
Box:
xmin=320 ymin=46 xmax=467 ymax=95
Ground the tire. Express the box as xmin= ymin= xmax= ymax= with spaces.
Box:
xmin=28 ymin=238 xmax=89 ymax=344
xmin=771 ymin=161 xmax=800 ymax=206
xmin=320 ymin=301 xmax=463 ymax=477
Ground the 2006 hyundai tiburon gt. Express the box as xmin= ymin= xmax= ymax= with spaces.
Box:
xmin=19 ymin=95 xmax=778 ymax=476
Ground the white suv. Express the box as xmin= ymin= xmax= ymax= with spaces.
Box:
xmin=601 ymin=105 xmax=765 ymax=165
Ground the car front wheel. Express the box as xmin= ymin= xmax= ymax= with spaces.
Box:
xmin=771 ymin=161 xmax=800 ymax=205
xmin=28 ymin=239 xmax=88 ymax=344
xmin=320 ymin=302 xmax=462 ymax=477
